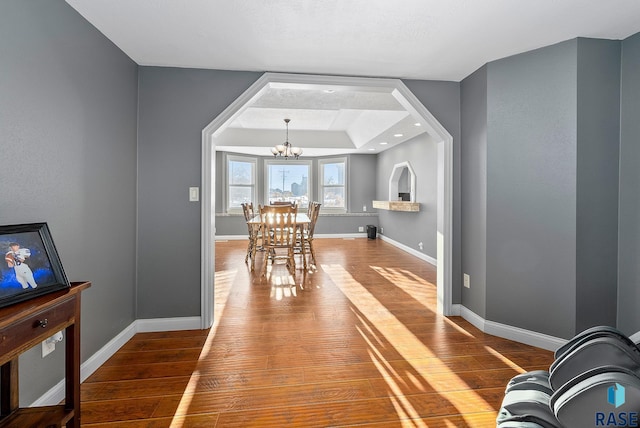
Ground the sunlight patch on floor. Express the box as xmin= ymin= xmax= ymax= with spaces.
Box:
xmin=484 ymin=345 xmax=526 ymax=373
xmin=271 ymin=281 xmax=298 ymax=300
xmin=441 ymin=317 xmax=476 ymax=338
xmin=370 ymin=265 xmax=435 ymax=309
xmin=169 ymin=268 xmax=237 ymax=427
xmin=322 ymin=263 xmax=493 ymax=419
xmin=388 ymin=395 xmax=429 ymax=428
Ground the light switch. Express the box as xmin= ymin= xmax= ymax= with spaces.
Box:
xmin=189 ymin=187 xmax=200 ymax=202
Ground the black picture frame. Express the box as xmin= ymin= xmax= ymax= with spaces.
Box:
xmin=0 ymin=223 xmax=70 ymax=308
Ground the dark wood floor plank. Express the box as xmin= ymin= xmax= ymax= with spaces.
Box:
xmin=81 ymin=238 xmax=555 ymax=427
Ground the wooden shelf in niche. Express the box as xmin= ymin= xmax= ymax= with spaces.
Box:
xmin=372 ymin=200 xmax=420 ymax=212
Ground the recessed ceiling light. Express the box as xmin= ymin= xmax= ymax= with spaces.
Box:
xmin=394 ymin=133 xmax=403 ymax=137
xmin=368 ymin=148 xmax=375 ymax=151
xmin=323 ymin=89 xmax=335 ymax=93
xmin=414 ymin=122 xmax=422 ymax=127
xmin=380 ymin=142 xmax=388 ymax=145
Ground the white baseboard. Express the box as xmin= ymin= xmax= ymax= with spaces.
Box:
xmin=484 ymin=319 xmax=566 ymax=352
xmin=459 ymin=305 xmax=486 ymax=331
xmin=457 ymin=305 xmax=566 ymax=352
xmin=316 ymin=233 xmax=367 ymax=239
xmin=31 ymin=316 xmax=202 ymax=407
xmin=135 ymin=316 xmax=202 ymax=333
xmin=215 ymin=235 xmax=246 ymax=241
xmin=379 ymin=235 xmax=437 ymax=266
xmin=450 ymin=303 xmax=462 ymax=316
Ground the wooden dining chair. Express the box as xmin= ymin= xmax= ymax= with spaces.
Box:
xmin=298 ymin=202 xmax=321 ymax=268
xmin=241 ymin=202 xmax=261 ymax=270
xmin=259 ymin=204 xmax=298 ymax=277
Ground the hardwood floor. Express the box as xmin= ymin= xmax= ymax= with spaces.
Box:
xmin=80 ymin=238 xmax=554 ymax=427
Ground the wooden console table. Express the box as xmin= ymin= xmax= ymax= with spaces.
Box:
xmin=0 ymin=281 xmax=90 ymax=428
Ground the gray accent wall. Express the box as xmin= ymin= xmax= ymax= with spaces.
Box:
xmin=575 ymin=38 xmax=620 ymax=332
xmin=403 ymin=80 xmax=462 ymax=304
xmin=466 ymin=38 xmax=622 ymax=339
xmin=618 ymin=32 xmax=640 ymax=334
xmin=137 ymin=67 xmax=261 ymax=318
xmin=0 ymin=0 xmax=138 ymax=404
xmin=487 ymin=40 xmax=579 ymax=339
xmin=349 ymin=154 xmax=378 ymax=216
xmin=376 ymin=135 xmax=438 ymax=259
xmin=460 ymin=65 xmax=488 ymax=318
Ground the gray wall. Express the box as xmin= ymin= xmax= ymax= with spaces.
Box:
xmin=618 ymin=32 xmax=640 ymax=334
xmin=376 ymin=135 xmax=438 ymax=259
xmin=460 ymin=65 xmax=488 ymax=318
xmin=474 ymin=38 xmax=622 ymax=339
xmin=486 ymin=40 xmax=579 ymax=339
xmin=137 ymin=67 xmax=260 ymax=318
xmin=575 ymin=38 xmax=620 ymax=332
xmin=403 ymin=80 xmax=462 ymax=304
xmin=349 ymin=154 xmax=378 ymax=216
xmin=0 ymin=0 xmax=138 ymax=404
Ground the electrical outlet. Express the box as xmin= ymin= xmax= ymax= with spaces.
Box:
xmin=418 ymin=242 xmax=423 ymax=250
xmin=464 ymin=273 xmax=471 ymax=289
xmin=358 ymin=226 xmax=364 ymax=232
xmin=380 ymin=227 xmax=384 ymax=234
xmin=42 ymin=340 xmax=55 ymax=358
xmin=363 ymin=205 xmax=367 ymax=212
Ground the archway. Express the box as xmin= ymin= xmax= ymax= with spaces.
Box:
xmin=200 ymin=73 xmax=453 ymax=328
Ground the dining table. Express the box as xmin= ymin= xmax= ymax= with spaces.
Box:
xmin=246 ymin=212 xmax=311 ymax=271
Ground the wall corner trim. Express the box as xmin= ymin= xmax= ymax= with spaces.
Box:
xmin=31 ymin=316 xmax=202 ymax=407
xmin=459 ymin=305 xmax=566 ymax=352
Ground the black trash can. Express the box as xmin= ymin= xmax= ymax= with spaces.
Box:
xmin=366 ymin=225 xmax=377 ymax=239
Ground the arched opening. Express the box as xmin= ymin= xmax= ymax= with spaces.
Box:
xmin=200 ymin=73 xmax=453 ymax=328
xmin=389 ymin=161 xmax=417 ymax=202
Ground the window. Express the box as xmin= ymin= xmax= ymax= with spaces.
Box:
xmin=319 ymin=157 xmax=347 ymax=212
xmin=227 ymin=155 xmax=256 ymax=213
xmin=265 ymin=159 xmax=312 ymax=208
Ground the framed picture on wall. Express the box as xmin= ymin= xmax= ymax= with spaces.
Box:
xmin=0 ymin=223 xmax=70 ymax=308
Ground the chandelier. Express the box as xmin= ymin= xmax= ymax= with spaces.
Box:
xmin=271 ymin=118 xmax=302 ymax=159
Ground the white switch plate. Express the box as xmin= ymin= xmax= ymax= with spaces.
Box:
xmin=464 ymin=273 xmax=471 ymax=289
xmin=189 ymin=187 xmax=200 ymax=202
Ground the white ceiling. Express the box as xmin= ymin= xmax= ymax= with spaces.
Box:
xmin=215 ymin=85 xmax=429 ymax=156
xmin=65 ymin=0 xmax=640 ymax=155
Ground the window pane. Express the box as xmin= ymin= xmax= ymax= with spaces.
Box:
xmin=228 ymin=186 xmax=252 ymax=208
xmin=323 ymin=162 xmax=345 ymax=185
xmin=323 ymin=186 xmax=345 ymax=208
xmin=268 ymin=163 xmax=309 ymax=206
xmin=229 ymin=160 xmax=253 ymax=185
xmin=227 ymin=157 xmax=255 ymax=212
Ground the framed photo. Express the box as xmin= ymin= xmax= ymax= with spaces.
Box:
xmin=0 ymin=223 xmax=70 ymax=308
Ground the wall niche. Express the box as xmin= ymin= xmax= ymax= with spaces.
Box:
xmin=373 ymin=161 xmax=420 ymax=212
